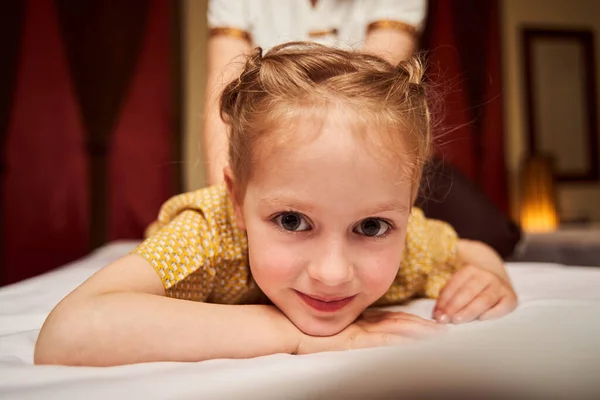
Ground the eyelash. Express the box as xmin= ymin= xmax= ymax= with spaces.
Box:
xmin=270 ymin=211 xmax=395 ymax=239
xmin=272 ymin=211 xmax=311 ymax=233
xmin=357 ymin=219 xmax=395 ymax=239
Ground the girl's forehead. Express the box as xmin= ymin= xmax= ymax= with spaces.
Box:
xmin=256 ymin=104 xmax=408 ymax=165
xmin=245 ymin=116 xmax=415 ymax=212
xmin=238 ymin=104 xmax=421 ymax=203
xmin=253 ymin=111 xmax=412 ymax=181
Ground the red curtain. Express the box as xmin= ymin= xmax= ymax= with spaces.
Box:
xmin=421 ymin=0 xmax=508 ymax=212
xmin=1 ymin=0 xmax=178 ymax=285
xmin=108 ymin=0 xmax=175 ymax=240
xmin=2 ymin=0 xmax=89 ymax=285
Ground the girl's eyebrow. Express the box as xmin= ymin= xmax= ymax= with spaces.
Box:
xmin=258 ymin=196 xmax=409 ymax=215
xmin=258 ymin=196 xmax=318 ymax=213
xmin=367 ymin=203 xmax=410 ymax=215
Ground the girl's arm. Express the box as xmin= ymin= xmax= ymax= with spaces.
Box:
xmin=34 ymin=254 xmax=299 ymax=366
xmin=35 ymin=254 xmax=443 ymax=366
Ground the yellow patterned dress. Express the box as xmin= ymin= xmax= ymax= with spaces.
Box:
xmin=134 ymin=185 xmax=462 ymax=306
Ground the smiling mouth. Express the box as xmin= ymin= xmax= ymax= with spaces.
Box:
xmin=295 ymin=291 xmax=356 ymax=312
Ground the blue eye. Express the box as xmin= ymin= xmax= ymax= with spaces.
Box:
xmin=274 ymin=212 xmax=311 ymax=232
xmin=354 ymin=218 xmax=390 ymax=237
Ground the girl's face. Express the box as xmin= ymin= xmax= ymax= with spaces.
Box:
xmin=228 ymin=111 xmax=414 ymax=336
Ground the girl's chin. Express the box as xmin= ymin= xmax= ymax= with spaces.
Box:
xmin=291 ymin=315 xmax=355 ymax=337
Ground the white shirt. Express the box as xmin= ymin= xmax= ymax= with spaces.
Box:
xmin=208 ymin=0 xmax=427 ymax=51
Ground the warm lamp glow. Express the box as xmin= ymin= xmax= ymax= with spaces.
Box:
xmin=519 ymin=155 xmax=558 ymax=233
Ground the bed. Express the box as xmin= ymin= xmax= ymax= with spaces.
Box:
xmin=1 ymin=241 xmax=599 ymax=399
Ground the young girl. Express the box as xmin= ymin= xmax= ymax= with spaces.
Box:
xmin=35 ymin=42 xmax=517 ymax=366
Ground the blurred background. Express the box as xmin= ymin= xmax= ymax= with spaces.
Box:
xmin=1 ymin=0 xmax=599 ymax=285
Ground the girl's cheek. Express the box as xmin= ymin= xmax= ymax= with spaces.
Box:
xmin=249 ymin=237 xmax=305 ymax=281
xmin=356 ymin=245 xmax=404 ymax=289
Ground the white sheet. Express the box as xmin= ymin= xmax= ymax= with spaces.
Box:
xmin=1 ymin=241 xmax=600 ymax=399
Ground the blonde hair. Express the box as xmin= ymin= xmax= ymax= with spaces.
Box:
xmin=220 ymin=42 xmax=431 ymax=197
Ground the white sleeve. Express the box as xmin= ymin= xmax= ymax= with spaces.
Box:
xmin=365 ymin=0 xmax=427 ymax=31
xmin=207 ymin=0 xmax=251 ymax=31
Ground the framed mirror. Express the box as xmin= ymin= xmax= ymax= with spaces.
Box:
xmin=522 ymin=28 xmax=598 ymax=182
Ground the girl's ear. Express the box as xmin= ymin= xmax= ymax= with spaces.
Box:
xmin=224 ymin=166 xmax=246 ymax=230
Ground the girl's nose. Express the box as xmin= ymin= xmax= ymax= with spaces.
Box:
xmin=306 ymin=240 xmax=354 ymax=286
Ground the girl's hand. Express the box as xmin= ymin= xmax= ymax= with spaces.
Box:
xmin=432 ymin=265 xmax=518 ymax=324
xmin=295 ymin=310 xmax=445 ymax=354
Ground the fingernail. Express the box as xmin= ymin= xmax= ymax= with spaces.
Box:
xmin=454 ymin=315 xmax=463 ymax=324
xmin=437 ymin=314 xmax=449 ymax=324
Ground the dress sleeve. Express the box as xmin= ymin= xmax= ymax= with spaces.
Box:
xmin=207 ymin=0 xmax=252 ymax=43
xmin=134 ymin=209 xmax=218 ymax=302
xmin=404 ymin=208 xmax=463 ymax=299
xmin=364 ymin=0 xmax=427 ymax=36
xmin=374 ymin=208 xmax=462 ymax=306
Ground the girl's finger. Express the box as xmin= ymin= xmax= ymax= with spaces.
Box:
xmin=435 ymin=276 xmax=490 ymax=323
xmin=383 ymin=315 xmax=443 ymax=330
xmin=366 ymin=333 xmax=415 ymax=348
xmin=359 ymin=310 xmax=392 ymax=322
xmin=435 ymin=266 xmax=477 ymax=312
xmin=362 ymin=310 xmax=435 ymax=325
xmin=451 ymin=285 xmax=501 ymax=324
xmin=364 ymin=316 xmax=445 ymax=337
xmin=478 ymin=294 xmax=518 ymax=321
xmin=343 ymin=329 xmax=416 ymax=351
xmin=377 ymin=319 xmax=442 ymax=338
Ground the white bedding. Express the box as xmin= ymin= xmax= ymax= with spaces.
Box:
xmin=1 ymin=241 xmax=600 ymax=399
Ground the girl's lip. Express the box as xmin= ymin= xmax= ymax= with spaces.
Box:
xmin=303 ymin=293 xmax=351 ymax=302
xmin=295 ymin=290 xmax=356 ymax=312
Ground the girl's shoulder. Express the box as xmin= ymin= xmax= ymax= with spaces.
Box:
xmin=144 ymin=184 xmax=242 ymax=243
xmin=136 ymin=184 xmax=252 ymax=303
xmin=153 ymin=184 xmax=234 ymax=227
xmin=158 ymin=184 xmax=228 ymax=217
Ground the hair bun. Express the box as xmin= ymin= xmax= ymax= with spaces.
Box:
xmin=395 ymin=56 xmax=425 ymax=86
xmin=220 ymin=46 xmax=264 ymax=125
xmin=247 ymin=46 xmax=263 ymax=69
